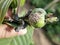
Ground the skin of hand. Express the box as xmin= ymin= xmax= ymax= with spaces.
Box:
xmin=0 ymin=9 xmax=27 ymax=38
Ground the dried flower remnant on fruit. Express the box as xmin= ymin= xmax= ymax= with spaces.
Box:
xmin=46 ymin=13 xmax=59 ymax=23
xmin=46 ymin=17 xmax=59 ymax=23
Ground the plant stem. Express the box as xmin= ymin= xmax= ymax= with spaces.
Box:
xmin=44 ymin=0 xmax=60 ymax=10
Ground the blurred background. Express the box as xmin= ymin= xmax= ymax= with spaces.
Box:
xmin=0 ymin=0 xmax=60 ymax=45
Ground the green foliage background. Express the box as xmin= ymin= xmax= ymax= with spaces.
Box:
xmin=30 ymin=0 xmax=53 ymax=8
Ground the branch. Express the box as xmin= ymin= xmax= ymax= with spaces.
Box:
xmin=44 ymin=0 xmax=60 ymax=10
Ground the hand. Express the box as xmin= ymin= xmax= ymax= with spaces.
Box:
xmin=0 ymin=8 xmax=27 ymax=38
xmin=0 ymin=24 xmax=27 ymax=38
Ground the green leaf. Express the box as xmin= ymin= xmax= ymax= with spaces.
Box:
xmin=10 ymin=0 xmax=18 ymax=8
xmin=0 ymin=0 xmax=13 ymax=24
xmin=0 ymin=26 xmax=34 ymax=45
xmin=20 ymin=0 xmax=25 ymax=7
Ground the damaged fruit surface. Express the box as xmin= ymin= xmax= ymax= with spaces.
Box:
xmin=28 ymin=8 xmax=47 ymax=28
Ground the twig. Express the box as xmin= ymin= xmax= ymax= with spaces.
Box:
xmin=44 ymin=0 xmax=60 ymax=10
